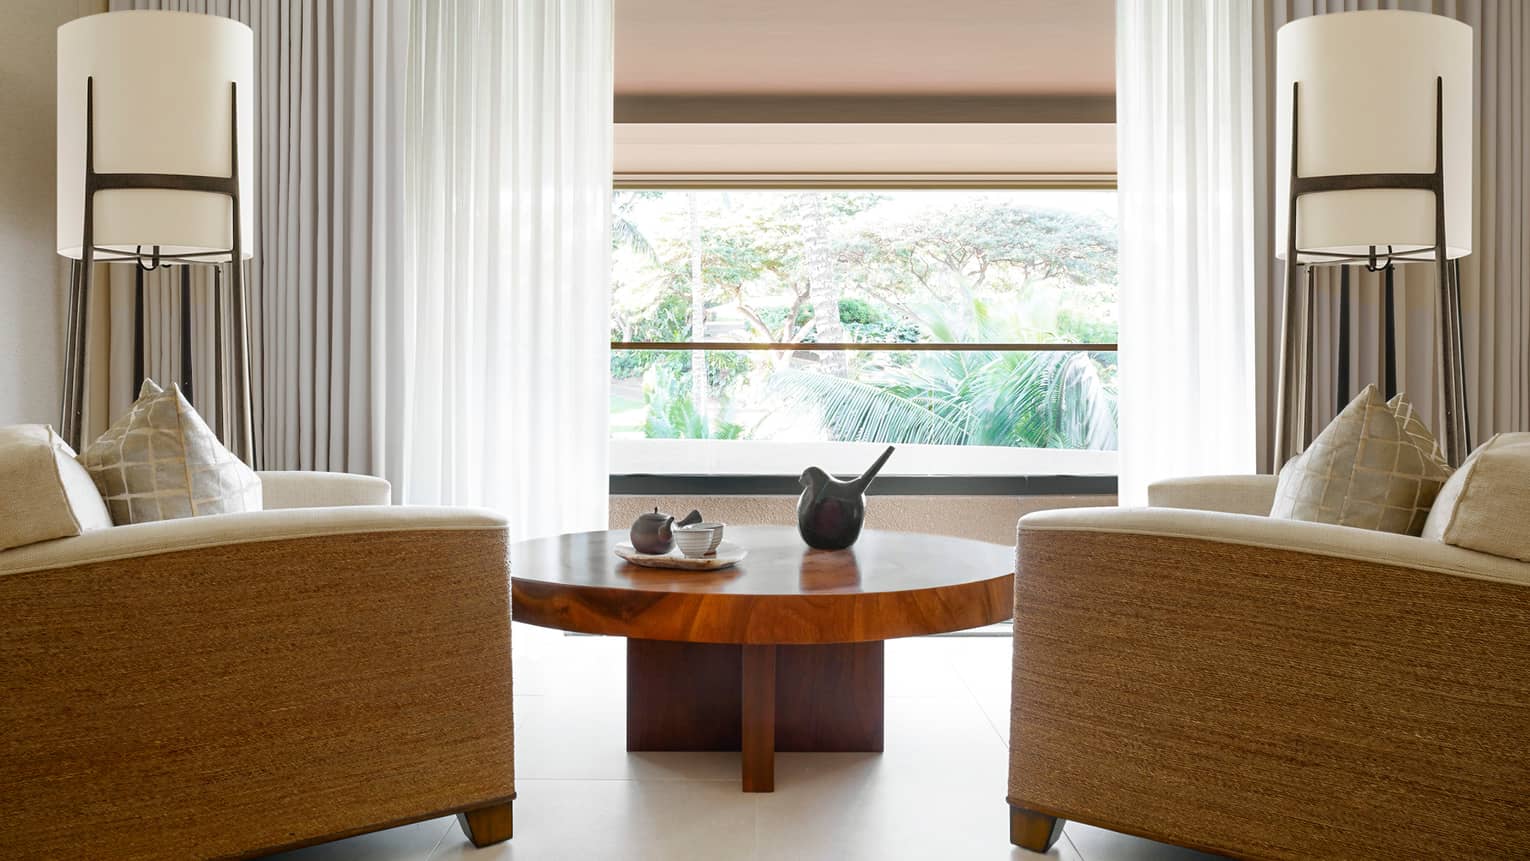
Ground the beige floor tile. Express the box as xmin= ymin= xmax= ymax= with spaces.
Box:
xmin=872 ymin=694 xmax=1011 ymax=791
xmin=1065 ymin=823 xmax=1226 ymax=860
xmin=428 ymin=779 xmax=758 ymax=861
xmin=927 ymin=635 xmax=1016 ymax=747
xmin=756 ymin=753 xmax=1079 ymax=861
xmin=511 ymin=625 xmax=625 ymax=698
xmin=514 ymin=694 xmax=743 ymax=782
xmin=883 ymin=635 xmax=971 ymax=699
xmin=261 ymin=816 xmax=454 ymax=861
xmin=971 ymin=692 xmax=1012 ymax=748
xmin=934 ymin=636 xmax=1015 ymax=696
xmin=747 ymin=688 xmax=1017 ymax=859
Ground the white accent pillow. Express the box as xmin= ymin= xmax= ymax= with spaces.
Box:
xmin=1422 ymin=433 xmax=1530 ymax=561
xmin=0 ymin=424 xmax=113 ymax=551
xmin=1270 ymin=385 xmax=1452 ymax=536
xmin=79 ymin=380 xmax=262 ymax=525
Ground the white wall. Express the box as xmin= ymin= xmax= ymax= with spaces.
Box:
xmin=0 ymin=1 xmax=102 ymax=426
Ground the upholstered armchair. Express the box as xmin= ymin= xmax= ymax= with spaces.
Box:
xmin=0 ymin=472 xmax=515 ymax=859
xmin=1007 ymin=475 xmax=1530 ymax=860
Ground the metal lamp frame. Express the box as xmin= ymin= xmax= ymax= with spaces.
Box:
xmin=1274 ymin=76 xmax=1471 ymax=468
xmin=61 ymin=76 xmax=255 ymax=463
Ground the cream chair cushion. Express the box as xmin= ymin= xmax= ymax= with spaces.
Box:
xmin=1270 ymin=385 xmax=1451 ymax=536
xmin=79 ymin=380 xmax=261 ymax=525
xmin=1148 ymin=475 xmax=1280 ymax=516
xmin=257 ymin=471 xmax=392 ymax=509
xmin=1422 ymin=433 xmax=1530 ymax=561
xmin=0 ymin=424 xmax=112 ymax=550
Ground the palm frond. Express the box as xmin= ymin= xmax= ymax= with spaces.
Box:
xmin=1051 ymin=352 xmax=1117 ymax=450
xmin=767 ymin=369 xmax=968 ymax=445
xmin=613 ymin=217 xmax=656 ymax=261
xmin=986 ymin=350 xmax=1116 ymax=450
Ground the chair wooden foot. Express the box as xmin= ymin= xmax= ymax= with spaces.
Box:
xmin=457 ymin=800 xmax=513 ymax=847
xmin=1010 ymin=805 xmax=1064 ymax=852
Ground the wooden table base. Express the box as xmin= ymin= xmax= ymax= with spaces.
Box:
xmin=626 ymin=638 xmax=885 ymax=792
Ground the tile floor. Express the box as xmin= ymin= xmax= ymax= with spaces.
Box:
xmin=265 ymin=624 xmax=1219 ymax=861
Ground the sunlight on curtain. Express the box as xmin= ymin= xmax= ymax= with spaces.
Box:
xmin=1116 ymin=0 xmax=1262 ymax=504
xmin=394 ymin=0 xmax=613 ymax=539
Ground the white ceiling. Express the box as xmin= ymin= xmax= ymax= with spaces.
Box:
xmin=616 ymin=0 xmax=1115 ymax=97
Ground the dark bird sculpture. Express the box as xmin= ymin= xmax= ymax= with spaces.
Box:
xmin=796 ymin=446 xmax=895 ymax=550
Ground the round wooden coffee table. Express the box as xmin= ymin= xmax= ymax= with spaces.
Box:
xmin=510 ymin=526 xmax=1013 ymax=792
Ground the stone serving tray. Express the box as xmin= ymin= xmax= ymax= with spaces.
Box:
xmin=614 ymin=541 xmax=747 ymax=571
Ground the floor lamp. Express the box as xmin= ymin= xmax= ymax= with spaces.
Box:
xmin=1273 ymin=10 xmax=1473 ymax=468
xmin=56 ymin=10 xmax=255 ymax=462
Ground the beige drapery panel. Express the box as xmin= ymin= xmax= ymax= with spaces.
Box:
xmin=96 ymin=0 xmax=405 ymax=474
xmin=1256 ymin=0 xmax=1530 ymax=468
xmin=81 ymin=265 xmax=232 ymax=442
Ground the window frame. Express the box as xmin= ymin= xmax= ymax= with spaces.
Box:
xmin=609 ymin=174 xmax=1120 ymax=497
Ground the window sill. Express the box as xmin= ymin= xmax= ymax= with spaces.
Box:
xmin=609 ymin=474 xmax=1117 ymax=497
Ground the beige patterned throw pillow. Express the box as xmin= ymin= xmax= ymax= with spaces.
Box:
xmin=1422 ymin=433 xmax=1530 ymax=560
xmin=80 ymin=380 xmax=262 ymax=525
xmin=1270 ymin=385 xmax=1451 ymax=535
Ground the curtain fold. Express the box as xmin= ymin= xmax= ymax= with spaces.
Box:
xmin=1257 ymin=0 xmax=1530 ymax=464
xmin=243 ymin=0 xmax=405 ymax=474
xmin=98 ymin=0 xmax=613 ymax=539
xmin=1116 ymin=0 xmax=1263 ymax=504
xmin=103 ymin=0 xmax=399 ymax=474
xmin=397 ymin=0 xmax=612 ymax=538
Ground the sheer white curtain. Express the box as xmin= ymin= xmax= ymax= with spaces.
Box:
xmin=1116 ymin=0 xmax=1264 ymax=504
xmin=391 ymin=0 xmax=612 ymax=539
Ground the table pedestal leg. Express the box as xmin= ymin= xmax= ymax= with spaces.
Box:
xmin=741 ymin=645 xmax=775 ymax=792
xmin=626 ymin=638 xmax=884 ymax=792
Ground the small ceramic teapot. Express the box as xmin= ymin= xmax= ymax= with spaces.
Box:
xmin=630 ymin=507 xmax=702 ymax=554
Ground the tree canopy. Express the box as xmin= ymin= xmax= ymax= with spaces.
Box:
xmin=609 ymin=189 xmax=1119 ymax=449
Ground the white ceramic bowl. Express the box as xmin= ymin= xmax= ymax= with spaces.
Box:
xmin=674 ymin=522 xmax=725 ymax=557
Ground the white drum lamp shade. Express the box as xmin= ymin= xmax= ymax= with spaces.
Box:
xmin=1275 ymin=11 xmax=1472 ymax=263
xmin=56 ymin=11 xmax=254 ymax=261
